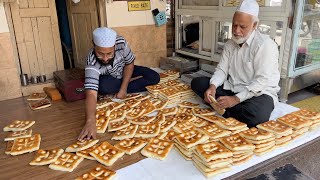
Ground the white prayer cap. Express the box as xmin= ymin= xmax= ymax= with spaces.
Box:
xmin=236 ymin=0 xmax=259 ymax=17
xmin=93 ymin=27 xmax=117 ymax=48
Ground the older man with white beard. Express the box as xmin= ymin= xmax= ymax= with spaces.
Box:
xmin=191 ymin=0 xmax=280 ymax=127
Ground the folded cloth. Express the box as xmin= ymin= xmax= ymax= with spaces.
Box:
xmin=43 ymin=87 xmax=62 ymax=101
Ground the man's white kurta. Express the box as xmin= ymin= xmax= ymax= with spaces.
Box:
xmin=210 ymin=30 xmax=280 ymax=105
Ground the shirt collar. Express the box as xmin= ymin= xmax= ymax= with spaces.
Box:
xmin=244 ymin=30 xmax=256 ymax=46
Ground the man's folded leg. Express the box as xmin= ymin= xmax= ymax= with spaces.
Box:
xmin=98 ymin=75 xmax=122 ymax=95
xmin=224 ymin=94 xmax=274 ymax=127
xmin=127 ymin=66 xmax=160 ymax=93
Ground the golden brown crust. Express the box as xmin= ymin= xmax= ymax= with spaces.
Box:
xmin=195 ymin=141 xmax=233 ymax=162
xmin=292 ymin=109 xmax=320 ymax=120
xmin=192 ymin=108 xmax=215 ymax=116
xmin=141 ymin=138 xmax=174 ymax=160
xmin=197 ymin=124 xmax=232 ymax=140
xmin=135 ymin=123 xmax=161 ymax=138
xmin=239 ymin=127 xmax=274 ymax=140
xmin=257 ymin=120 xmax=293 ymax=137
xmin=10 ymin=134 xmax=41 ymax=155
xmin=5 ymin=129 xmax=32 ymax=141
xmin=277 ymin=114 xmax=313 ymax=129
xmin=174 ymin=130 xmax=209 ymax=148
xmin=108 ymin=119 xmax=130 ymax=132
xmin=75 ymin=165 xmax=116 ymax=180
xmin=3 ymin=120 xmax=35 ymax=132
xmin=76 ymin=144 xmax=99 ymax=160
xmin=219 ymin=134 xmax=255 ymax=151
xmin=111 ymin=124 xmax=138 ymax=140
xmin=214 ymin=117 xmax=247 ymax=130
xmin=30 ymin=149 xmax=64 ymax=165
xmin=89 ymin=141 xmax=125 ymax=166
xmin=208 ymin=95 xmax=225 ymax=115
xmin=49 ymin=152 xmax=84 ymax=172
xmin=114 ymin=138 xmax=148 ymax=155
xmin=27 ymin=93 xmax=47 ymax=101
xmin=65 ymin=139 xmax=99 ymax=152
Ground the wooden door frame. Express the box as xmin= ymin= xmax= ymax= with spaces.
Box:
xmin=3 ymin=0 xmax=107 ymax=74
xmin=97 ymin=0 xmax=107 ymax=27
xmin=3 ymin=2 xmax=22 ymax=75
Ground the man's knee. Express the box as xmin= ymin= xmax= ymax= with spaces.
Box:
xmin=242 ymin=109 xmax=271 ymax=127
xmin=241 ymin=96 xmax=274 ymax=127
xmin=143 ymin=67 xmax=160 ymax=84
xmin=191 ymin=77 xmax=210 ymax=91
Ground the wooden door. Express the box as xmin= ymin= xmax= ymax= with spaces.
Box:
xmin=66 ymin=0 xmax=99 ymax=69
xmin=10 ymin=0 xmax=64 ymax=79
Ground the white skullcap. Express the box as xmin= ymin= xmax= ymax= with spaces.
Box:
xmin=93 ymin=27 xmax=117 ymax=48
xmin=236 ymin=0 xmax=259 ymax=17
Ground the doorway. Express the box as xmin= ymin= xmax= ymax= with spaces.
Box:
xmin=6 ymin=0 xmax=106 ymax=82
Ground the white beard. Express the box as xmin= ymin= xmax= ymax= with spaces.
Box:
xmin=232 ymin=30 xmax=253 ymax=44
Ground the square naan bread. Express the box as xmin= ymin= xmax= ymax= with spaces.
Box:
xmin=194 ymin=141 xmax=233 ymax=162
xmin=49 ymin=152 xmax=84 ymax=172
xmin=96 ymin=116 xmax=110 ymax=134
xmin=173 ymin=121 xmax=196 ymax=133
xmin=219 ymin=134 xmax=255 ymax=151
xmin=5 ymin=129 xmax=32 ymax=141
xmin=277 ymin=114 xmax=313 ymax=130
xmin=114 ymin=138 xmax=148 ymax=155
xmin=159 ymin=107 xmax=178 ymax=116
xmin=111 ymin=124 xmax=138 ymax=140
xmin=239 ymin=127 xmax=274 ymax=141
xmin=257 ymin=120 xmax=293 ymax=137
xmin=27 ymin=93 xmax=47 ymax=101
xmin=192 ymin=108 xmax=215 ymax=116
xmin=174 ymin=130 xmax=209 ymax=149
xmin=214 ymin=117 xmax=247 ymax=131
xmin=189 ymin=117 xmax=209 ymax=127
xmin=65 ymin=139 xmax=99 ymax=152
xmin=179 ymin=101 xmax=199 ymax=108
xmin=135 ymin=123 xmax=161 ymax=138
xmin=30 ymin=149 xmax=64 ymax=165
xmin=108 ymin=119 xmax=130 ymax=132
xmin=197 ymin=124 xmax=231 ymax=140
xmin=10 ymin=134 xmax=41 ymax=156
xmin=89 ymin=141 xmax=125 ymax=166
xmin=292 ymin=109 xmax=320 ymax=120
xmin=75 ymin=165 xmax=116 ymax=180
xmin=128 ymin=116 xmax=156 ymax=125
xmin=76 ymin=144 xmax=99 ymax=160
xmin=3 ymin=120 xmax=35 ymax=132
xmin=141 ymin=138 xmax=174 ymax=160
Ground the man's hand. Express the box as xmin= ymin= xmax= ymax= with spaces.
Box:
xmin=217 ymin=96 xmax=240 ymax=109
xmin=115 ymin=88 xmax=127 ymax=99
xmin=204 ymin=84 xmax=217 ymax=103
xmin=78 ymin=121 xmax=97 ymax=141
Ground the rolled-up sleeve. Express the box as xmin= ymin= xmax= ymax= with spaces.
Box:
xmin=84 ymin=66 xmax=100 ymax=91
xmin=236 ymin=39 xmax=279 ymax=102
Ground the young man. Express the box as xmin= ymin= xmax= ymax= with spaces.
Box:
xmin=78 ymin=27 xmax=160 ymax=140
xmin=191 ymin=0 xmax=280 ymax=127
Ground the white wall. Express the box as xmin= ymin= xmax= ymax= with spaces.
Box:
xmin=106 ymin=0 xmax=166 ymax=28
xmin=0 ymin=3 xmax=9 ymax=33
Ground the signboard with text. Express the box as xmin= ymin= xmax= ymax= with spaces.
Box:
xmin=128 ymin=0 xmax=151 ymax=11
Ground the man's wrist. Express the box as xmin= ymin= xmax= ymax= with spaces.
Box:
xmin=209 ymin=84 xmax=216 ymax=90
xmin=86 ymin=118 xmax=95 ymax=123
xmin=233 ymin=96 xmax=240 ymax=103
